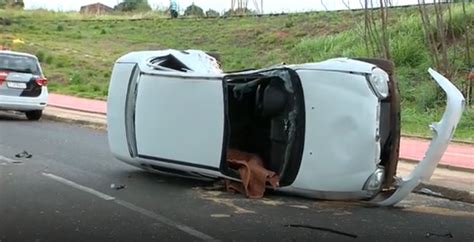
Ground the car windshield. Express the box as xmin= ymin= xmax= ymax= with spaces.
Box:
xmin=0 ymin=53 xmax=41 ymax=75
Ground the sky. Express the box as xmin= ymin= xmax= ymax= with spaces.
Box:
xmin=24 ymin=0 xmax=433 ymax=13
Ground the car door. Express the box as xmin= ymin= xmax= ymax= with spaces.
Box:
xmin=133 ymin=70 xmax=227 ymax=174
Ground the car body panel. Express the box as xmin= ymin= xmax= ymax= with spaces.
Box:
xmin=0 ymin=86 xmax=48 ymax=111
xmin=370 ymin=68 xmax=465 ymax=206
xmin=107 ymin=50 xmax=464 ymax=206
xmin=107 ymin=63 xmax=137 ymax=165
xmin=290 ymin=69 xmax=380 ymax=192
xmin=289 ymin=57 xmax=375 ymax=75
xmin=134 ymin=73 xmax=225 ymax=170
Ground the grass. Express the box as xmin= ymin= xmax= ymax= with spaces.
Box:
xmin=0 ymin=5 xmax=473 ymax=140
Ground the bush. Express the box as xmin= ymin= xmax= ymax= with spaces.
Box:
xmin=56 ymin=24 xmax=64 ymax=31
xmin=391 ymin=34 xmax=426 ymax=67
xmin=0 ymin=0 xmax=24 ymax=9
xmin=45 ymin=55 xmax=53 ymax=64
xmin=291 ymin=29 xmax=365 ymax=62
xmin=206 ymin=9 xmax=220 ymax=17
xmin=69 ymin=72 xmax=83 ymax=85
xmin=55 ymin=62 xmax=65 ymax=68
xmin=446 ymin=4 xmax=474 ymax=38
xmin=184 ymin=4 xmax=204 ymax=17
xmin=224 ymin=8 xmax=256 ymax=16
xmin=114 ymin=0 xmax=151 ymax=12
xmin=35 ymin=50 xmax=45 ymax=62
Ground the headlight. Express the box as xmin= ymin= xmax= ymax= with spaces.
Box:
xmin=363 ymin=167 xmax=385 ymax=191
xmin=368 ymin=67 xmax=390 ymax=99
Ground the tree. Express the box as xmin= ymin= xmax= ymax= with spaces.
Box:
xmin=12 ymin=0 xmax=24 ymax=8
xmin=0 ymin=0 xmax=24 ymax=9
xmin=224 ymin=7 xmax=256 ymax=16
xmin=184 ymin=3 xmax=204 ymax=17
xmin=206 ymin=9 xmax=220 ymax=17
xmin=114 ymin=0 xmax=151 ymax=12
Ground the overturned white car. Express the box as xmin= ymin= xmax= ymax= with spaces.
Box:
xmin=107 ymin=50 xmax=464 ymax=206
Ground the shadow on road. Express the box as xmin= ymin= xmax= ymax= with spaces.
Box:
xmin=0 ymin=111 xmax=28 ymax=121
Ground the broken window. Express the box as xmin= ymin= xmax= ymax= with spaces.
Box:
xmin=149 ymin=54 xmax=191 ymax=72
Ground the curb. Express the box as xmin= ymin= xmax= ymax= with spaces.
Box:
xmin=48 ymin=104 xmax=107 ymax=115
xmin=402 ymin=133 xmax=474 ymax=145
xmin=400 ymin=158 xmax=474 ymax=173
xmin=42 ymin=109 xmax=107 ymax=131
xmin=415 ymin=183 xmax=474 ymax=204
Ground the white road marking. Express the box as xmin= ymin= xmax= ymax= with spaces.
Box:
xmin=115 ymin=200 xmax=219 ymax=241
xmin=42 ymin=172 xmax=218 ymax=241
xmin=42 ymin=173 xmax=116 ymax=201
xmin=0 ymin=155 xmax=24 ymax=165
xmin=0 ymin=155 xmax=16 ymax=163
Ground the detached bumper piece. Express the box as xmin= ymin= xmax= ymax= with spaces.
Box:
xmin=370 ymin=68 xmax=465 ymax=206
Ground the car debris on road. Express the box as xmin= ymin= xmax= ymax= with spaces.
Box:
xmin=110 ymin=184 xmax=127 ymax=190
xmin=15 ymin=150 xmax=32 ymax=159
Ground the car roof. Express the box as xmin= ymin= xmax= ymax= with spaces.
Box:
xmin=0 ymin=50 xmax=38 ymax=60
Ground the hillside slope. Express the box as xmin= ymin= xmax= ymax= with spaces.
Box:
xmin=0 ymin=5 xmax=473 ymax=140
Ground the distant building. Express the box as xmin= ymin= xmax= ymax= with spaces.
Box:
xmin=80 ymin=3 xmax=113 ymax=15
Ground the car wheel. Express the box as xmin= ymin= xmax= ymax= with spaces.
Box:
xmin=353 ymin=58 xmax=395 ymax=75
xmin=25 ymin=110 xmax=43 ymax=121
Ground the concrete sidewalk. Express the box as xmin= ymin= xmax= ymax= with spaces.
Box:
xmin=47 ymin=93 xmax=474 ymax=172
xmin=48 ymin=93 xmax=107 ymax=114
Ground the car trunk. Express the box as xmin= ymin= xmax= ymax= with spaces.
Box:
xmin=221 ymin=68 xmax=305 ymax=186
xmin=0 ymin=53 xmax=43 ymax=98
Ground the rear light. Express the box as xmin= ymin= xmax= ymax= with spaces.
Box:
xmin=0 ymin=71 xmax=9 ymax=82
xmin=35 ymin=76 xmax=48 ymax=86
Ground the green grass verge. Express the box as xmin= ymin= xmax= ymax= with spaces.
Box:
xmin=0 ymin=5 xmax=473 ymax=140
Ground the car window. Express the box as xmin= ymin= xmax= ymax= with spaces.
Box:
xmin=0 ymin=54 xmax=41 ymax=75
xmin=150 ymin=54 xmax=191 ymax=72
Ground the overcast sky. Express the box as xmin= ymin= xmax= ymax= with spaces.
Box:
xmin=24 ymin=0 xmax=432 ymax=13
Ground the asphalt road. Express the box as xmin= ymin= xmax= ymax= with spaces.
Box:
xmin=1 ymin=111 xmax=473 ymax=242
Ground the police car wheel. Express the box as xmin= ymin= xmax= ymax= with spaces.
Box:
xmin=25 ymin=110 xmax=42 ymax=121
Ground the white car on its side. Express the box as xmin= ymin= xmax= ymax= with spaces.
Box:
xmin=0 ymin=50 xmax=48 ymax=120
xmin=106 ymin=49 xmax=464 ymax=206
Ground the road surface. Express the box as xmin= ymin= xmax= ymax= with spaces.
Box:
xmin=1 ymin=111 xmax=473 ymax=242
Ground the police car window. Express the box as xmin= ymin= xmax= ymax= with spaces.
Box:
xmin=0 ymin=54 xmax=41 ymax=75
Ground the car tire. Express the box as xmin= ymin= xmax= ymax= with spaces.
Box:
xmin=25 ymin=110 xmax=42 ymax=121
xmin=353 ymin=58 xmax=395 ymax=76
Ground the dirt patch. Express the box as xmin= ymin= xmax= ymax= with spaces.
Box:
xmin=48 ymin=73 xmax=69 ymax=84
xmin=195 ymin=188 xmax=256 ymax=214
xmin=274 ymin=30 xmax=290 ymax=38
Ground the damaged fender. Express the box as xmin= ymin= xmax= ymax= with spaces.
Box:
xmin=371 ymin=68 xmax=465 ymax=206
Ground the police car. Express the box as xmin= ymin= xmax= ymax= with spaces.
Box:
xmin=0 ymin=50 xmax=48 ymax=120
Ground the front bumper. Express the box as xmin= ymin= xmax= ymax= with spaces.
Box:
xmin=370 ymin=68 xmax=465 ymax=206
xmin=0 ymin=87 xmax=48 ymax=111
